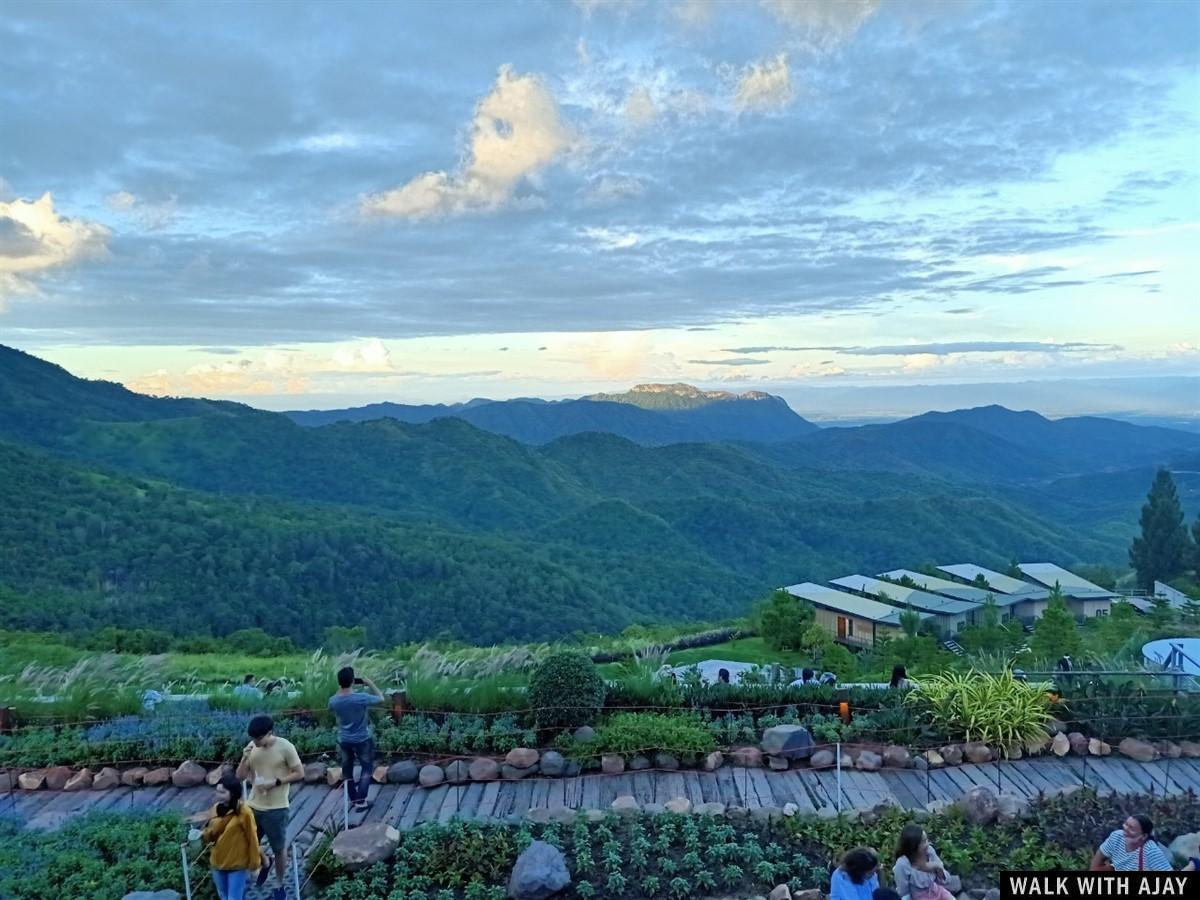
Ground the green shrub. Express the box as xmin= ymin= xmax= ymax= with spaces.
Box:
xmin=563 ymin=712 xmax=717 ymax=761
xmin=528 ymin=652 xmax=605 ymax=730
xmin=905 ymin=669 xmax=1054 ymax=754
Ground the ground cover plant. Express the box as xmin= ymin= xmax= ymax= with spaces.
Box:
xmin=0 ymin=811 xmax=199 ymax=900
xmin=314 ymin=790 xmax=1200 ymax=900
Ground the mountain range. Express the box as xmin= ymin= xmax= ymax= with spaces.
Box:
xmin=1 ymin=343 xmax=1197 ymax=645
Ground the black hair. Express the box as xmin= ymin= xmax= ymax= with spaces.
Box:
xmin=247 ymin=714 xmax=274 ymax=740
xmin=890 ymin=665 xmax=908 ymax=688
xmin=801 ymin=668 xmax=814 ymax=682
xmin=717 ymin=668 xmax=730 ymax=684
xmin=842 ymin=848 xmax=878 ymax=884
xmin=216 ymin=770 xmax=244 ymax=817
xmin=873 ymin=889 xmax=903 ymax=900
xmin=1131 ymin=814 xmax=1154 ymax=837
xmin=337 ymin=666 xmax=355 ymax=689
xmin=895 ymin=824 xmax=925 ymax=861
xmin=243 ymin=674 xmax=255 ymax=684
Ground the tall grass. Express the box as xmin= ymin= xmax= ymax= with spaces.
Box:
xmin=400 ymin=645 xmax=533 ymax=714
xmin=0 ymin=654 xmax=153 ymax=722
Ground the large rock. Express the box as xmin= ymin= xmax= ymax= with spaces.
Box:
xmin=768 ymin=756 xmax=789 ymax=771
xmin=1179 ymin=740 xmax=1200 ymax=758
xmin=326 ymin=766 xmax=343 ymax=786
xmin=611 ymin=795 xmax=639 ymax=816
xmin=703 ymin=751 xmax=724 ymax=771
xmin=731 ymin=746 xmax=764 ymax=767
xmin=1117 ymin=738 xmax=1157 ymax=763
xmin=855 ymin=750 xmax=882 ymax=772
xmin=782 ymin=802 xmax=799 ymax=817
xmin=64 ymin=768 xmax=94 ymax=792
xmin=44 ymin=766 xmax=73 ymax=791
xmin=996 ymin=794 xmax=1029 ymax=822
xmin=143 ymin=767 xmax=173 ymax=787
xmin=1168 ymin=832 xmax=1200 ymax=866
xmin=695 ymin=801 xmax=726 ymax=817
xmin=628 ymin=755 xmax=651 ymax=771
xmin=549 ymin=807 xmax=577 ymax=826
xmin=121 ymin=767 xmax=148 ymax=787
xmin=387 ymin=760 xmax=419 ymax=784
xmin=93 ymin=767 xmax=121 ymax=790
xmin=761 ymin=725 xmax=815 ymax=760
xmin=654 ymin=752 xmax=680 ymax=771
xmin=963 ymin=742 xmax=992 ymax=764
xmin=809 ymin=749 xmax=835 ymax=769
xmin=526 ymin=808 xmax=553 ymax=825
xmin=505 ymin=748 xmax=540 ymax=769
xmin=1156 ymin=741 xmax=1182 ymax=759
xmin=508 ymin=840 xmax=571 ymax=900
xmin=1088 ymin=738 xmax=1111 ymax=756
xmin=664 ymin=797 xmax=692 ymax=815
xmin=419 ymin=765 xmax=445 ymax=787
xmin=469 ymin=758 xmax=500 ymax=782
xmin=794 ymin=890 xmax=824 ymax=900
xmin=372 ymin=765 xmax=390 ymax=785
xmin=172 ymin=761 xmax=207 ymax=788
xmin=769 ymin=884 xmax=792 ymax=900
xmin=444 ymin=760 xmax=471 ymax=784
xmin=573 ymin=726 xmax=596 ymax=743
xmin=1068 ymin=733 xmax=1089 ymax=756
xmin=940 ymin=744 xmax=963 ymax=766
xmin=303 ymin=762 xmax=326 ymax=784
xmin=539 ymin=751 xmax=566 ymax=777
xmin=1051 ymin=733 xmax=1071 ymax=757
xmin=600 ymin=755 xmax=625 ymax=775
xmin=331 ymin=822 xmax=400 ymax=871
xmin=122 ymin=892 xmax=181 ymax=900
xmin=207 ymin=764 xmax=232 ymax=786
xmin=18 ymin=771 xmax=45 ymax=791
xmin=883 ymin=745 xmax=911 ymax=768
xmin=502 ymin=763 xmax=536 ymax=780
xmin=957 ymin=786 xmax=999 ymax=825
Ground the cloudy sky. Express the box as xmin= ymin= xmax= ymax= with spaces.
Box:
xmin=1 ymin=0 xmax=1196 ymax=413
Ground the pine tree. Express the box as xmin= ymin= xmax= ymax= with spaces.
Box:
xmin=1129 ymin=468 xmax=1190 ymax=592
xmin=1030 ymin=582 xmax=1081 ymax=662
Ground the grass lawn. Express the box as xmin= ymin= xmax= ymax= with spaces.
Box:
xmin=666 ymin=636 xmax=810 ymax=668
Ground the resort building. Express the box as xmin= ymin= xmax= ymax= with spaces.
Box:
xmin=782 ymin=581 xmax=932 ymax=649
xmin=829 ymin=574 xmax=979 ymax=634
xmin=877 ymin=568 xmax=1023 ymax=622
xmin=1017 ymin=562 xmax=1113 ymax=618
xmin=936 ymin=563 xmax=1051 ymax=621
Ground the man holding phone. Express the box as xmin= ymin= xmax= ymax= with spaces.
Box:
xmin=330 ymin=666 xmax=384 ymax=812
xmin=236 ymin=714 xmax=304 ymax=899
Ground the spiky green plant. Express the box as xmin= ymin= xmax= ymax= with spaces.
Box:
xmin=905 ymin=668 xmax=1056 ymax=754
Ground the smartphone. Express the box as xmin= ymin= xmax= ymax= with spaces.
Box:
xmin=354 ymin=677 xmax=365 ymax=685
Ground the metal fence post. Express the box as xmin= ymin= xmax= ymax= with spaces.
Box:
xmin=292 ymin=842 xmax=302 ymax=898
xmin=343 ymin=778 xmax=350 ymax=830
xmin=835 ymin=742 xmax=842 ymax=814
xmin=180 ymin=845 xmax=193 ymax=900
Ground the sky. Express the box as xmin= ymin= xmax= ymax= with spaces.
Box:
xmin=0 ymin=0 xmax=1197 ymax=415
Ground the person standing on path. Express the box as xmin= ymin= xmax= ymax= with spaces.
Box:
xmin=236 ymin=714 xmax=304 ymax=900
xmin=201 ymin=772 xmax=261 ymax=900
xmin=329 ymin=666 xmax=384 ymax=812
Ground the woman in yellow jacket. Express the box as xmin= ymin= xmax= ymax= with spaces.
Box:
xmin=203 ymin=772 xmax=263 ymax=900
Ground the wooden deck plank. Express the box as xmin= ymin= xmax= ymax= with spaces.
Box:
xmin=529 ymin=779 xmax=551 ymax=812
xmin=417 ymin=785 xmax=448 ymax=825
xmin=476 ymin=780 xmax=501 ymax=821
xmin=797 ymin=769 xmax=832 ymax=809
xmin=438 ymin=782 xmax=467 ymax=823
xmin=746 ymin=769 xmax=773 ymax=808
xmin=780 ymin=772 xmax=815 ymax=812
xmin=684 ymin=772 xmax=705 ymax=808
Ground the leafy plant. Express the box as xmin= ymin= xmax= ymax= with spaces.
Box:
xmin=906 ymin=668 xmax=1054 ymax=754
xmin=528 ymin=653 xmax=606 ymax=730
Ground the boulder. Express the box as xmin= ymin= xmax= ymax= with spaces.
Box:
xmin=1168 ymin=832 xmax=1200 ymax=866
xmin=996 ymin=794 xmax=1029 ymax=822
xmin=64 ymin=768 xmax=94 ymax=792
xmin=883 ymin=745 xmax=911 ymax=768
xmin=303 ymin=762 xmax=326 ymax=784
xmin=703 ymin=751 xmax=724 ymax=771
xmin=526 ymin=807 xmax=553 ymax=825
xmin=1179 ymin=740 xmax=1200 ymax=758
xmin=171 ymin=761 xmax=207 ymax=788
xmin=539 ymin=751 xmax=566 ymax=777
xmin=940 ymin=745 xmax=963 ymax=766
xmin=330 ymin=822 xmax=400 ymax=871
xmin=44 ymin=766 xmax=73 ymax=791
xmin=508 ymin=840 xmax=571 ymax=900
xmin=325 ymin=766 xmax=343 ymax=786
xmin=563 ymin=760 xmax=581 ymax=778
xmin=794 ymin=890 xmax=824 ymax=900
xmin=782 ymin=802 xmax=799 ymax=817
xmin=751 ymin=805 xmax=784 ymax=824
xmin=1004 ymin=744 xmax=1023 ymax=761
xmin=1088 ymin=738 xmax=1111 ymax=756
xmin=726 ymin=805 xmax=750 ymax=820
xmin=93 ymin=767 xmax=121 ymax=790
xmin=695 ymin=801 xmax=727 ymax=817
xmin=769 ymin=884 xmax=792 ymax=900
xmin=573 ymin=725 xmax=596 ymax=743
xmin=664 ymin=797 xmax=692 ymax=815
xmin=143 ymin=767 xmax=173 ymax=787
xmin=418 ymin=765 xmax=445 ymax=788
xmin=1068 ymin=732 xmax=1089 ymax=756
xmin=207 ymin=764 xmax=233 ymax=786
xmin=505 ymin=748 xmax=540 ymax=769
xmin=732 ymin=746 xmax=764 ymax=767
xmin=768 ymin=756 xmax=789 ymax=771
xmin=761 ymin=724 xmax=815 ymax=760
xmin=912 ymin=756 xmax=928 ymax=771
xmin=642 ymin=802 xmax=665 ymax=816
xmin=469 ymin=758 xmax=500 ymax=782
xmin=963 ymin=742 xmax=992 ymax=764
xmin=628 ymin=755 xmax=651 ymax=771
xmin=1051 ymin=733 xmax=1071 ymax=757
xmin=372 ymin=765 xmax=390 ymax=784
xmin=444 ymin=760 xmax=471 ymax=784
xmin=855 ymin=750 xmax=882 ymax=771
xmin=387 ymin=760 xmax=419 ymax=784
xmin=122 ymin=892 xmax=181 ymax=900
xmin=1156 ymin=741 xmax=1182 ymax=759
xmin=816 ymin=806 xmax=840 ymax=819
xmin=18 ymin=771 xmax=45 ymax=791
xmin=549 ymin=807 xmax=577 ymax=826
xmin=502 ymin=764 xmax=535 ymax=780
xmin=121 ymin=767 xmax=148 ymax=787
xmin=654 ymin=752 xmax=679 ymax=771
xmin=925 ymin=799 xmax=953 ymax=815
xmin=583 ymin=809 xmax=605 ymax=823
xmin=611 ymin=795 xmax=639 ymax=816
xmin=1117 ymin=738 xmax=1157 ymax=763
xmin=809 ymin=749 xmax=835 ymax=769
xmin=600 ymin=755 xmax=625 ymax=775
xmin=957 ymin=786 xmax=999 ymax=825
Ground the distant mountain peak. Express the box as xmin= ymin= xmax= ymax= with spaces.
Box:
xmin=587 ymin=383 xmax=780 ymax=410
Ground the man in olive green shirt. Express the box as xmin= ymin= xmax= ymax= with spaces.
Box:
xmin=236 ymin=714 xmax=304 ymax=900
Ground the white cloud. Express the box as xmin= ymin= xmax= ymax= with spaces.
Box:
xmin=580 ymin=175 xmax=645 ymax=205
xmin=580 ymin=226 xmax=645 ymax=249
xmin=106 ymin=190 xmax=137 ymax=212
xmin=362 ymin=66 xmax=575 ymax=219
xmin=0 ymin=192 xmax=110 ymax=305
xmin=673 ymin=0 xmax=713 ymax=28
xmin=733 ymin=53 xmax=794 ymax=112
xmin=624 ymin=86 xmax=658 ymax=127
xmin=759 ymin=0 xmax=880 ymax=50
xmin=105 ymin=190 xmax=177 ymax=229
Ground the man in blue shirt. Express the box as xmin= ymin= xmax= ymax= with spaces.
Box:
xmin=329 ymin=666 xmax=384 ymax=811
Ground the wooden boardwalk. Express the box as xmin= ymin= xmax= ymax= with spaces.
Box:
xmin=3 ymin=757 xmax=1198 ymax=841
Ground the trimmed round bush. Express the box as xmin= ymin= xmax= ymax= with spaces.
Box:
xmin=529 ymin=652 xmax=606 ymax=730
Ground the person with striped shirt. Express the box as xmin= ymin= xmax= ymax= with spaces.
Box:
xmin=1090 ymin=815 xmax=1175 ymax=871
